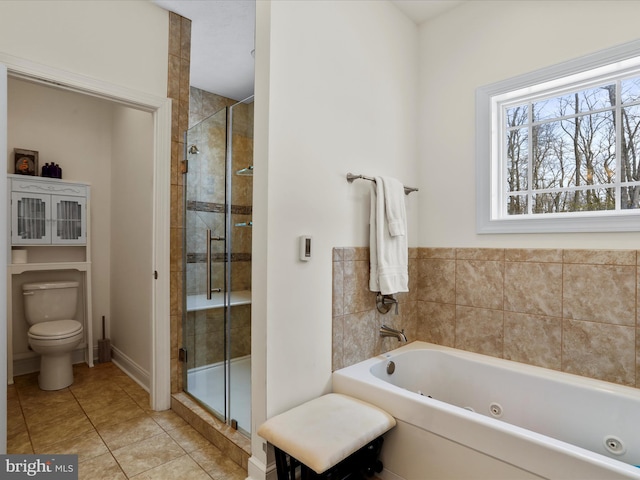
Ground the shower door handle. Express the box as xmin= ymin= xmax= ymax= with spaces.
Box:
xmin=206 ymin=229 xmax=225 ymax=300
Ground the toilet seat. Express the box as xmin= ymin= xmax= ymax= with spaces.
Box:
xmin=28 ymin=320 xmax=83 ymax=341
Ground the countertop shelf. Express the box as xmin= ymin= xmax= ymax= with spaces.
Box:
xmin=187 ymin=290 xmax=252 ymax=312
xmin=9 ymin=261 xmax=91 ymax=274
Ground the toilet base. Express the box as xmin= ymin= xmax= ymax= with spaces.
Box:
xmin=38 ymin=351 xmax=74 ymax=391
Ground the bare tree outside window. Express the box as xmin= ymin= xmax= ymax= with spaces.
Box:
xmin=505 ymin=77 xmax=640 ymax=216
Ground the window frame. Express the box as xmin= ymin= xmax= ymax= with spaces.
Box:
xmin=476 ymin=39 xmax=640 ymax=234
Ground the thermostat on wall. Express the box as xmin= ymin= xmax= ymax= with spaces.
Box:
xmin=299 ymin=235 xmax=312 ymax=261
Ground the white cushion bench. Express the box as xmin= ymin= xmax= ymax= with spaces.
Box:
xmin=257 ymin=393 xmax=396 ymax=480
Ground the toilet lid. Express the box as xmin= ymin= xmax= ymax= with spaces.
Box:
xmin=29 ymin=320 xmax=83 ymax=340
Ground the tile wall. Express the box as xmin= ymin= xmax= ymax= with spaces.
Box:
xmin=167 ymin=11 xmax=191 ymax=394
xmin=333 ymin=247 xmax=640 ymax=389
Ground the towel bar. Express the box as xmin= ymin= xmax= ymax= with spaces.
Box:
xmin=346 ymin=172 xmax=418 ymax=195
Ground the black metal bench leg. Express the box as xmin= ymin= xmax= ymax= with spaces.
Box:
xmin=274 ymin=436 xmax=385 ymax=480
xmin=274 ymin=447 xmax=291 ymax=480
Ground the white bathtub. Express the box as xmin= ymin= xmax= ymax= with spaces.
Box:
xmin=332 ymin=341 xmax=640 ymax=480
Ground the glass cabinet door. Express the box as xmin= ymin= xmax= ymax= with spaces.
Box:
xmin=11 ymin=191 xmax=51 ymax=244
xmin=52 ymin=195 xmax=86 ymax=244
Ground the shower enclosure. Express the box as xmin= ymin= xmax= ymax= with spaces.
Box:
xmin=183 ymin=96 xmax=253 ymax=436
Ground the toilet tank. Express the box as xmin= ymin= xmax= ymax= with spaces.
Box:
xmin=22 ymin=281 xmax=79 ymax=326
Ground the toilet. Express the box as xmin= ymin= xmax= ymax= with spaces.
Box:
xmin=22 ymin=281 xmax=83 ymax=390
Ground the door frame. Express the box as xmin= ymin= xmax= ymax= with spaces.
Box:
xmin=0 ymin=53 xmax=172 ymax=412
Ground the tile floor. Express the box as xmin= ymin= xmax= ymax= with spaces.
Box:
xmin=7 ymin=362 xmax=247 ymax=480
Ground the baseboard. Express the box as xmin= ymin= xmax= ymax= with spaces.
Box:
xmin=247 ymin=454 xmax=276 ymax=480
xmin=110 ymin=345 xmax=150 ymax=392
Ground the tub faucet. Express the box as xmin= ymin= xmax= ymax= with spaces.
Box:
xmin=380 ymin=324 xmax=407 ymax=342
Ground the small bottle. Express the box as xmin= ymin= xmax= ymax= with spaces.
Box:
xmin=57 ymin=164 xmax=62 ymax=179
xmin=42 ymin=163 xmax=50 ymax=177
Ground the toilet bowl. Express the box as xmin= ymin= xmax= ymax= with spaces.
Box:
xmin=28 ymin=319 xmax=83 ymax=390
xmin=22 ymin=281 xmax=83 ymax=390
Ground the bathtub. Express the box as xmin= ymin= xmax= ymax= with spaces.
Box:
xmin=332 ymin=341 xmax=640 ymax=480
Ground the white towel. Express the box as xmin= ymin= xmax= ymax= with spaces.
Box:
xmin=369 ymin=176 xmax=408 ymax=295
xmin=382 ymin=177 xmax=406 ymax=237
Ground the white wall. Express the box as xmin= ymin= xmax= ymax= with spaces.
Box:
xmin=251 ymin=0 xmax=418 ymax=473
xmin=110 ymin=105 xmax=154 ymax=379
xmin=0 ymin=0 xmax=168 ymax=97
xmin=419 ymin=0 xmax=640 ymax=248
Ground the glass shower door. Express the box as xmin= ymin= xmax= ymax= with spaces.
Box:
xmin=184 ymin=107 xmax=228 ymax=424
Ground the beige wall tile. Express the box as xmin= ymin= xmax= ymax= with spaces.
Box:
xmin=417 ymin=301 xmax=455 ymax=347
xmin=504 ymin=312 xmax=561 ymax=370
xmin=180 ymin=16 xmax=191 ymax=61
xmin=343 ymin=259 xmax=375 ymax=315
xmin=504 ymin=262 xmax=562 ymax=317
xmin=405 ymin=258 xmax=420 ymax=303
xmin=418 ymin=258 xmax=455 ymax=304
xmin=563 ymin=249 xmax=636 ymax=265
xmin=341 ymin=247 xmax=356 ymax=261
xmin=456 ymin=248 xmax=504 ymax=261
xmin=355 ymin=246 xmax=369 ymax=261
xmin=418 ymin=247 xmax=455 ymax=259
xmin=332 ymin=257 xmax=344 ymax=317
xmin=455 ymin=306 xmax=503 ymax=357
xmin=332 ymin=316 xmax=345 ymax=371
xmin=504 ymin=248 xmax=562 ymax=263
xmin=563 ymin=264 xmax=636 ymax=325
xmin=168 ymin=13 xmax=181 ymax=58
xmin=456 ymin=260 xmax=503 ymax=310
xmin=562 ymin=320 xmax=635 ymax=386
xmin=343 ymin=310 xmax=378 ymax=366
xmin=637 ymin=327 xmax=640 ymax=388
xmin=343 ymin=246 xmax=368 ymax=262
xmin=167 ymin=54 xmax=180 ymax=102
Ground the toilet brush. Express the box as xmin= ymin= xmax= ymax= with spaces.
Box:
xmin=98 ymin=315 xmax=111 ymax=363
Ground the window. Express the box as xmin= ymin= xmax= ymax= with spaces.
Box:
xmin=476 ymin=40 xmax=640 ymax=233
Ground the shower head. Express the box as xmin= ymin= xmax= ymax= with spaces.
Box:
xmin=188 ymin=145 xmax=200 ymax=155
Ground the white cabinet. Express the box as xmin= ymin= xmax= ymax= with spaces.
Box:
xmin=9 ymin=176 xmax=87 ymax=245
xmin=6 ymin=174 xmax=93 ymax=383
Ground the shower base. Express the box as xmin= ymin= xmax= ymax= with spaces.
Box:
xmin=187 ymin=355 xmax=251 ymax=435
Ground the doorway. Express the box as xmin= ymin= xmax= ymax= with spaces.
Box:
xmin=0 ymin=58 xmax=172 ymax=418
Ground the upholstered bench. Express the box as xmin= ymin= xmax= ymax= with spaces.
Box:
xmin=257 ymin=393 xmax=396 ymax=480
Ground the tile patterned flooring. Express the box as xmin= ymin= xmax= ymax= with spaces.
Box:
xmin=7 ymin=362 xmax=247 ymax=480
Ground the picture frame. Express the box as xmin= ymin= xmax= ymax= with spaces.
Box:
xmin=14 ymin=148 xmax=39 ymax=176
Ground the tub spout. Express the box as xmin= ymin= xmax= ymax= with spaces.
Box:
xmin=380 ymin=324 xmax=407 ymax=342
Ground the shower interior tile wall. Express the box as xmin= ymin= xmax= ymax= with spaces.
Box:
xmin=332 ymin=247 xmax=640 ymax=389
